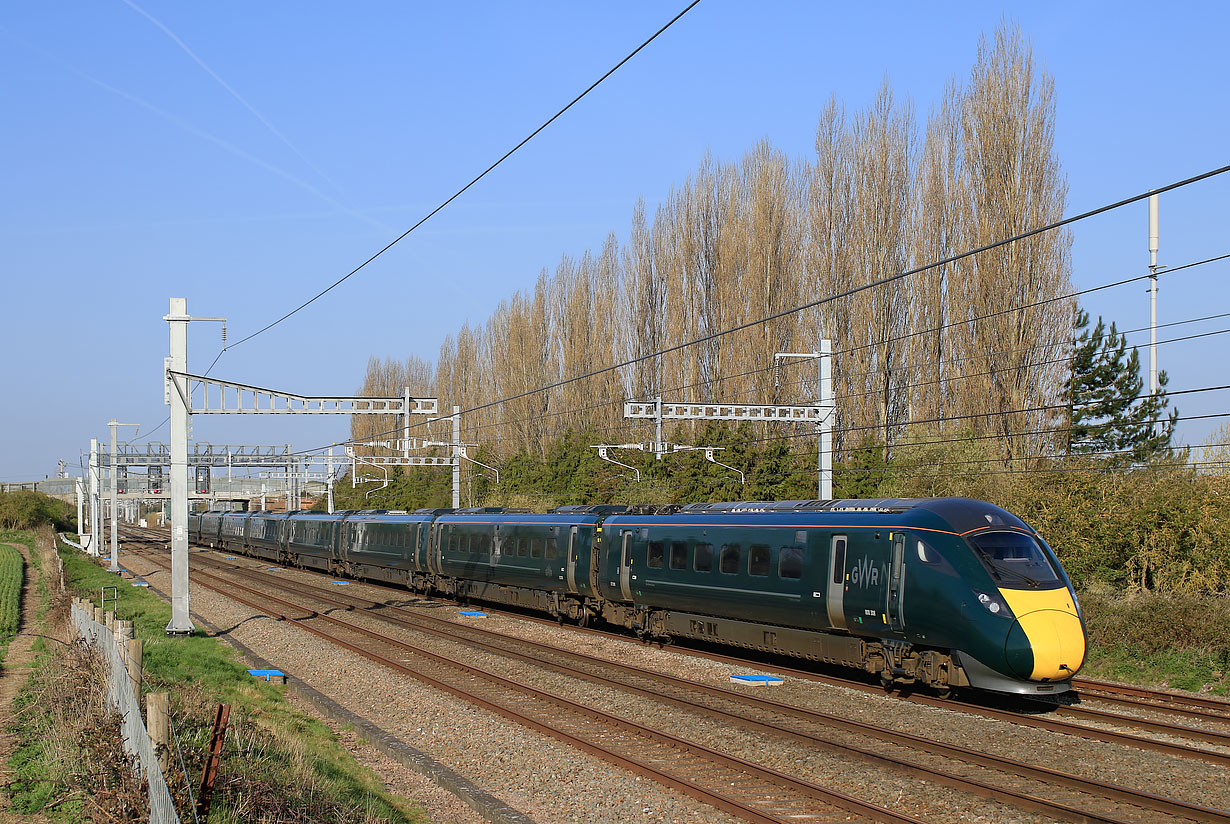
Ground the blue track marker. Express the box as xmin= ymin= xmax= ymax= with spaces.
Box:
xmin=248 ymin=669 xmax=285 ymax=681
xmin=729 ymin=673 xmax=785 ymax=686
xmin=330 ymin=580 xmax=349 ymax=585
xmin=458 ymin=610 xmax=487 ymax=617
xmin=267 ymin=567 xmax=283 ymax=571
xmin=131 ymin=582 xmax=150 ymax=587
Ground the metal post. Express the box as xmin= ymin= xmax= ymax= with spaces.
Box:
xmin=655 ymin=396 xmax=664 ymax=460
xmin=403 ymin=387 xmax=411 ymax=461
xmin=326 ymin=448 xmax=335 ymax=514
xmin=165 ymin=297 xmax=194 ymax=634
xmin=819 ymin=339 xmax=833 ymax=500
xmin=89 ymin=439 xmax=100 ymax=557
xmin=1148 ymin=193 xmax=1160 ymax=398
xmin=108 ymin=419 xmax=120 ymax=572
xmin=75 ymin=477 xmax=84 ymax=542
xmin=451 ymin=405 xmax=461 ymax=508
xmin=260 ymin=482 xmax=267 ymax=510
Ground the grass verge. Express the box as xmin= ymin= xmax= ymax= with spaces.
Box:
xmin=1079 ymin=588 xmax=1230 ymax=696
xmin=7 ymin=540 xmax=425 ymax=823
xmin=0 ymin=535 xmax=24 ymax=667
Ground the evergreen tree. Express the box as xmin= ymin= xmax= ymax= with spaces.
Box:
xmin=1067 ymin=308 xmax=1177 ymax=461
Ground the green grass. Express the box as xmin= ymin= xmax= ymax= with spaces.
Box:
xmin=7 ymin=540 xmax=424 ymax=823
xmin=0 ymin=542 xmax=24 ymax=664
xmin=1079 ymin=589 xmax=1230 ymax=696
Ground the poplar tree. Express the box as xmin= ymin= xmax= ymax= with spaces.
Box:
xmin=1067 ymin=308 xmax=1177 ymax=461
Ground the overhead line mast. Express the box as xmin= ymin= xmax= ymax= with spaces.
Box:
xmin=1148 ymin=193 xmax=1162 ymax=399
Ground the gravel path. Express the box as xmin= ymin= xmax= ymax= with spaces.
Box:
xmin=121 ymin=547 xmax=1227 ymax=824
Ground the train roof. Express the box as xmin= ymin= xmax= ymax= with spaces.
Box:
xmin=678 ymin=499 xmax=921 ymax=514
xmin=661 ymin=498 xmax=1033 ymax=535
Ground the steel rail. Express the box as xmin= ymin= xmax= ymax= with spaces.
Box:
xmin=1072 ymin=678 xmax=1230 ymax=721
xmin=152 ymin=545 xmax=1230 ymax=824
xmin=124 ymin=526 xmax=1230 ymax=766
xmin=135 ymin=548 xmax=928 ymax=824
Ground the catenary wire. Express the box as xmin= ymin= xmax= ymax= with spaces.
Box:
xmin=317 ymin=305 xmax=1230 ymax=456
xmin=220 ymin=1 xmax=703 ymax=353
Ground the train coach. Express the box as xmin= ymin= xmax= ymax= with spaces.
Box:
xmin=187 ymin=497 xmax=1086 ymax=696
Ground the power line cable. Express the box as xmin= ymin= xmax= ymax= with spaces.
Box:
xmin=450 ymin=165 xmax=1230 ymax=419
xmin=221 ymin=1 xmax=703 ymax=354
xmin=326 ymin=308 xmax=1230 ymax=456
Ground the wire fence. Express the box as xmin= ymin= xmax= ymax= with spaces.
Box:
xmin=70 ymin=601 xmax=181 ymax=824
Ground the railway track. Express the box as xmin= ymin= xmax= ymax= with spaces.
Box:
xmin=123 ymin=526 xmax=1230 ymax=756
xmin=120 ymin=534 xmax=1230 ymax=824
xmin=1070 ymin=677 xmax=1230 ymax=726
xmin=126 ymin=542 xmax=929 ymax=824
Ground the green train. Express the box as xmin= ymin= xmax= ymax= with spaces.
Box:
xmin=189 ymin=496 xmax=1087 ymax=696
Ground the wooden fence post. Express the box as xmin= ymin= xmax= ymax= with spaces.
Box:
xmin=146 ymin=692 xmax=171 ymax=772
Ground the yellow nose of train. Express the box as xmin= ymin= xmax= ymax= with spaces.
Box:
xmin=1000 ymin=588 xmax=1086 ymax=681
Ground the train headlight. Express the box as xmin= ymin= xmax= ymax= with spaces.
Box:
xmin=975 ymin=591 xmax=1013 ymax=618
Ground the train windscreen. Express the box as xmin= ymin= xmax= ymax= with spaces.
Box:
xmin=967 ymin=531 xmax=1061 ymax=588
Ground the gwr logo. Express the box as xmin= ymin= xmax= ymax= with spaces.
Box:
xmin=850 ymin=555 xmax=881 ymax=588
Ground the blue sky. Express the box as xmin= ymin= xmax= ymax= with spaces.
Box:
xmin=2 ymin=1 xmax=1227 ymax=480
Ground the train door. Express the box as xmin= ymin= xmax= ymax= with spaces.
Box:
xmin=887 ymin=532 xmax=906 ymax=631
xmin=619 ymin=531 xmax=634 ymax=601
xmin=844 ymin=532 xmax=890 ymax=632
xmin=429 ymin=523 xmax=443 ymax=575
xmin=566 ymin=526 xmax=579 ymax=593
xmin=826 ymin=534 xmax=848 ymax=629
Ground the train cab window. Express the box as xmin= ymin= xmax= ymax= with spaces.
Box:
xmin=779 ymin=546 xmax=804 ymax=579
xmin=531 ymin=537 xmax=543 ymax=558
xmin=545 ymin=537 xmax=557 ymax=559
xmin=480 ymin=534 xmax=491 ymax=555
xmin=720 ymin=544 xmax=741 ymax=574
xmin=517 ymin=537 xmax=528 ymax=557
xmin=694 ymin=543 xmax=714 ymax=572
xmin=749 ymin=544 xmax=771 ymax=577
xmin=647 ymin=541 xmax=665 ymax=569
xmin=669 ymin=541 xmax=688 ymax=570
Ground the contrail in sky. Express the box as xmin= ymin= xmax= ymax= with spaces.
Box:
xmin=3 ymin=25 xmax=392 ymax=232
xmin=120 ymin=0 xmax=350 ymax=203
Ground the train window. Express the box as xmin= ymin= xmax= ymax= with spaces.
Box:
xmin=545 ymin=537 xmax=557 ymax=559
xmin=795 ymin=530 xmax=807 ymax=545
xmin=832 ymin=537 xmax=847 ymax=584
xmin=531 ymin=537 xmax=543 ymax=558
xmin=694 ymin=543 xmax=714 ymax=572
xmin=720 ymin=544 xmax=741 ymax=574
xmin=968 ymin=531 xmax=1060 ymax=586
xmin=749 ymin=544 xmax=771 ymax=576
xmin=448 ymin=532 xmax=458 ymax=553
xmin=647 ymin=541 xmax=665 ymax=569
xmin=517 ymin=537 xmax=528 ymax=557
xmin=916 ymin=538 xmax=941 ymax=564
xmin=480 ymin=534 xmax=492 ymax=554
xmin=779 ymin=546 xmax=803 ymax=579
xmin=639 ymin=528 xmax=649 ymax=540
xmin=669 ymin=541 xmax=688 ymax=570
